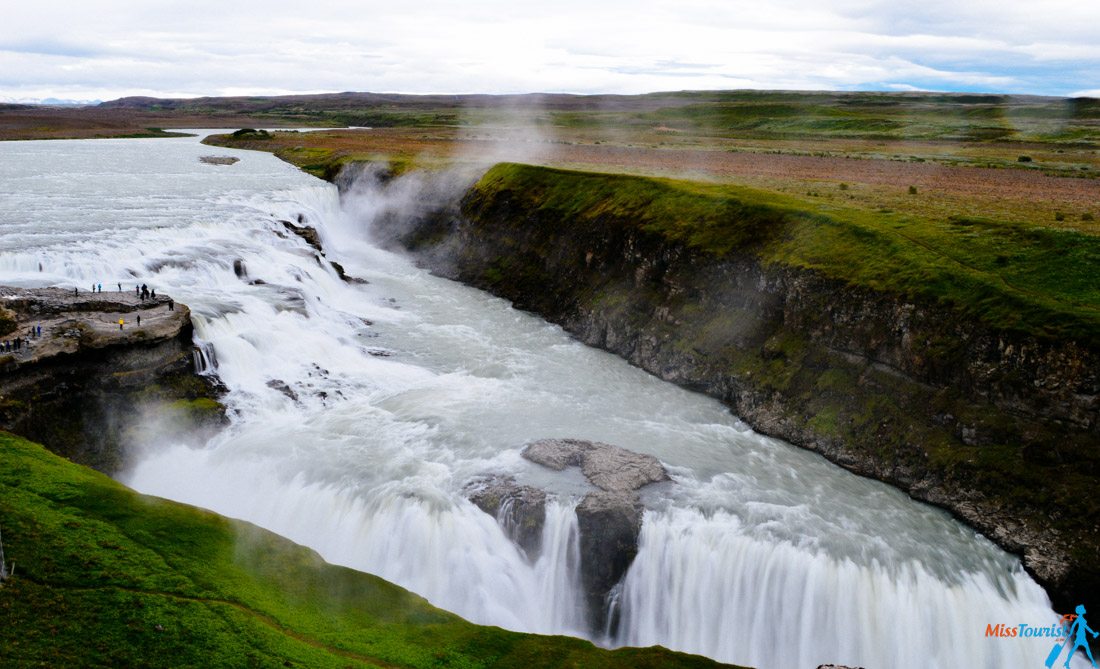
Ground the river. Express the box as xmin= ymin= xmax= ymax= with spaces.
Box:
xmin=0 ymin=133 xmax=1078 ymax=669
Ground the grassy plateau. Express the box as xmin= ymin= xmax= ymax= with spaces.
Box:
xmin=467 ymin=162 xmax=1100 ymax=345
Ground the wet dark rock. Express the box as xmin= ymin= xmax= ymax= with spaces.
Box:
xmin=276 ymin=220 xmax=365 ymax=285
xmin=467 ymin=476 xmax=547 ymax=559
xmin=280 ymin=220 xmax=323 ymax=253
xmin=574 ymin=490 xmax=642 ymax=630
xmin=266 ymin=379 xmax=299 ymax=402
xmin=233 ymin=258 xmax=247 ymax=278
xmin=329 ymin=260 xmax=368 ymax=284
xmin=464 ymin=439 xmax=669 ymax=634
xmin=521 ymin=438 xmax=668 ymax=633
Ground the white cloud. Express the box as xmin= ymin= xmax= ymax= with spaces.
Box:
xmin=0 ymin=1 xmax=1097 ymax=100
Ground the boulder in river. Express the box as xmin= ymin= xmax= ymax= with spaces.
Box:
xmin=523 ymin=437 xmax=668 ymax=493
xmin=466 ymin=439 xmax=669 ymax=634
xmin=466 ymin=476 xmax=547 ymax=560
xmin=199 ymin=155 xmax=240 ymax=166
xmin=522 ymin=438 xmax=668 ymax=632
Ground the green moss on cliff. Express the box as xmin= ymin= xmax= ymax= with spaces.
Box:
xmin=471 ymin=163 xmax=1100 ymax=345
xmin=166 ymin=397 xmax=226 ymax=426
xmin=0 ymin=432 xmax=735 ymax=669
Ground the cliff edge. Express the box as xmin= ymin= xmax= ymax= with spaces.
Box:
xmin=0 ymin=287 xmax=224 ymax=472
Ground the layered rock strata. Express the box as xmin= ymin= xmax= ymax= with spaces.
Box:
xmin=0 ymin=287 xmax=223 ymax=472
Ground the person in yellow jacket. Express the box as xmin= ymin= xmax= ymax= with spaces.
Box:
xmin=118 ymin=318 xmax=124 ymax=331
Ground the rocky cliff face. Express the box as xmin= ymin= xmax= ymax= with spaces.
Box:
xmin=0 ymin=288 xmax=224 ymax=473
xmin=368 ymin=169 xmax=1100 ymax=614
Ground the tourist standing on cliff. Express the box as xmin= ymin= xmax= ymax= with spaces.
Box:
xmin=118 ymin=318 xmax=124 ymax=331
xmin=117 ymin=282 xmax=122 ymax=292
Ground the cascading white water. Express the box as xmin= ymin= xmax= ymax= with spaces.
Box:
xmin=0 ymin=134 xmax=1086 ymax=669
xmin=616 ymin=507 xmax=1055 ymax=669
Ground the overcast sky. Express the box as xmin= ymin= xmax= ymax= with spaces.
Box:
xmin=2 ymin=1 xmax=1097 ymax=102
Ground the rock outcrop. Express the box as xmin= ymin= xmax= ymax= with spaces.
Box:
xmin=277 ymin=216 xmax=367 ymax=284
xmin=466 ymin=476 xmax=547 ymax=559
xmin=523 ymin=437 xmax=669 ymax=493
xmin=0 ymin=287 xmax=224 ymax=473
xmin=199 ymin=155 xmax=240 ymax=166
xmin=467 ymin=439 xmax=668 ymax=634
xmin=522 ymin=438 xmax=668 ymax=633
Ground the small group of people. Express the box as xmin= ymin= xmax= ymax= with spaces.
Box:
xmin=79 ymin=281 xmax=169 ymax=304
xmin=85 ymin=281 xmax=161 ymax=300
xmin=136 ymin=283 xmax=156 ymax=301
xmin=59 ymin=281 xmax=176 ymax=333
xmin=1 ymin=324 xmax=42 ymax=353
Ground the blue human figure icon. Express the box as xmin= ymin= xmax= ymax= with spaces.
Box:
xmin=1065 ymin=604 xmax=1099 ymax=668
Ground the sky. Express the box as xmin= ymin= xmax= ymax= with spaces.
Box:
xmin=1 ymin=0 xmax=1098 ymax=103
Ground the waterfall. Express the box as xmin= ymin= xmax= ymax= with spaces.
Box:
xmin=0 ymin=135 xmax=1085 ymax=669
xmin=615 ymin=507 xmax=1057 ymax=669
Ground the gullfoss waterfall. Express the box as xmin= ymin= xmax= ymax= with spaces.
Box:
xmin=0 ymin=135 xmax=1080 ymax=669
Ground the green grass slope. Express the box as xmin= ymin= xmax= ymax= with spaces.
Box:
xmin=0 ymin=433 xmax=736 ymax=669
xmin=472 ymin=163 xmax=1100 ymax=345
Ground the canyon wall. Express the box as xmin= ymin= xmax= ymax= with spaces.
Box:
xmin=359 ymin=163 xmax=1100 ymax=613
